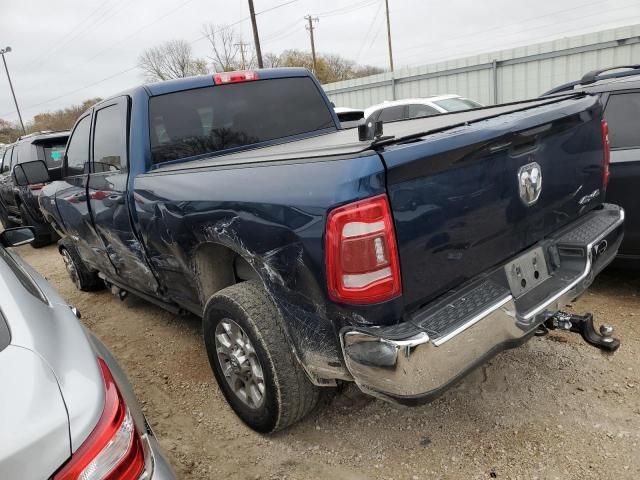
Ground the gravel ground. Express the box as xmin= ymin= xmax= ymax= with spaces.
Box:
xmin=13 ymin=243 xmax=640 ymax=480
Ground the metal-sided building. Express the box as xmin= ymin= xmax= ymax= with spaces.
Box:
xmin=323 ymin=24 xmax=640 ymax=108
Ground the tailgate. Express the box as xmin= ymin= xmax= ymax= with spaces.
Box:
xmin=380 ymin=95 xmax=605 ymax=310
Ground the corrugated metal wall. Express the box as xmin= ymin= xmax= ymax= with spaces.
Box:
xmin=323 ymin=24 xmax=640 ymax=108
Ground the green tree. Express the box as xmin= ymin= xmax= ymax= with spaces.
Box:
xmin=29 ymin=98 xmax=102 ymax=133
xmin=275 ymin=49 xmax=384 ymax=84
xmin=0 ymin=118 xmax=22 ymax=144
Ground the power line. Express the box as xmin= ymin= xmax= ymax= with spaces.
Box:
xmin=367 ymin=14 xmax=386 ymax=52
xmin=33 ymin=0 xmax=132 ymax=69
xmin=397 ymin=3 xmax=640 ymax=67
xmin=188 ymin=16 xmax=251 ymax=45
xmin=364 ymin=0 xmax=637 ymax=65
xmin=24 ymin=0 xmax=299 ymax=97
xmin=262 ymin=20 xmax=300 ymax=43
xmin=314 ymin=0 xmax=378 ymax=18
xmin=255 ymin=0 xmax=299 ymax=16
xmin=399 ymin=0 xmax=619 ymax=57
xmin=74 ymin=0 xmax=198 ymax=69
xmin=27 ymin=0 xmax=112 ymax=65
xmin=1 ymin=7 xmax=270 ymax=118
xmin=0 ymin=66 xmax=137 ymax=118
xmin=355 ymin=0 xmax=384 ymax=62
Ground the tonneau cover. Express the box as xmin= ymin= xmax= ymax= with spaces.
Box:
xmin=153 ymin=95 xmax=580 ymax=172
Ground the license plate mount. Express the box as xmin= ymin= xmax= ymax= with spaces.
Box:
xmin=504 ymin=247 xmax=550 ymax=298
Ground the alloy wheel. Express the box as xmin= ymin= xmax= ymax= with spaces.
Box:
xmin=214 ymin=318 xmax=266 ymax=409
xmin=61 ymin=249 xmax=81 ymax=290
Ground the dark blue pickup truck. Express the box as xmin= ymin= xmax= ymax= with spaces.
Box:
xmin=14 ymin=68 xmax=623 ymax=432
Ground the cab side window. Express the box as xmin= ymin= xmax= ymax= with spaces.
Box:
xmin=93 ymin=102 xmax=127 ymax=173
xmin=5 ymin=147 xmax=16 ymax=173
xmin=66 ymin=116 xmax=92 ymax=177
xmin=16 ymin=141 xmax=35 ymax=164
xmin=604 ymin=92 xmax=640 ymax=149
xmin=0 ymin=148 xmax=10 ymax=173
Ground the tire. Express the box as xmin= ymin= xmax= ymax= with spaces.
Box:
xmin=203 ymin=280 xmax=321 ymax=433
xmin=19 ymin=204 xmax=53 ymax=248
xmin=0 ymin=203 xmax=18 ymax=229
xmin=59 ymin=239 xmax=104 ymax=291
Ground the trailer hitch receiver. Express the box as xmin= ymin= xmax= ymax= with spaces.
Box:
xmin=537 ymin=312 xmax=620 ymax=352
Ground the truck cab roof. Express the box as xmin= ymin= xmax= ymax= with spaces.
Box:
xmin=542 ymin=65 xmax=640 ymax=95
xmin=111 ymin=67 xmax=316 ymax=99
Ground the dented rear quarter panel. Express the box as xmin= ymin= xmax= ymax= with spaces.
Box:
xmin=133 ymin=154 xmax=403 ymax=380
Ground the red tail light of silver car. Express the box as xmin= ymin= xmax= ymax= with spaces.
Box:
xmin=53 ymin=359 xmax=147 ymax=480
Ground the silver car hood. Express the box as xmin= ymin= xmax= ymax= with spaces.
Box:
xmin=0 ymin=249 xmax=104 ymax=464
xmin=0 ymin=345 xmax=70 ymax=479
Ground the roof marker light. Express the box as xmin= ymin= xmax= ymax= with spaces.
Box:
xmin=213 ymin=70 xmax=259 ymax=85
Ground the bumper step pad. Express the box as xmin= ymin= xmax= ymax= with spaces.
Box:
xmin=557 ymin=205 xmax=622 ymax=246
xmin=411 ymin=279 xmax=511 ymax=341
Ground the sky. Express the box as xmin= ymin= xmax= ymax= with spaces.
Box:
xmin=1 ymin=0 xmax=640 ymax=123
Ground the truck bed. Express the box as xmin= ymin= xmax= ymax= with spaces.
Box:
xmin=153 ymin=94 xmax=580 ymax=172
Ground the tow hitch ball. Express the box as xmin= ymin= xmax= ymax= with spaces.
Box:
xmin=536 ymin=312 xmax=620 ymax=352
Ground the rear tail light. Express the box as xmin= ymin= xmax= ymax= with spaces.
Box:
xmin=53 ymin=359 xmax=146 ymax=480
xmin=29 ymin=183 xmax=44 ymax=191
xmin=602 ymin=120 xmax=610 ymax=189
xmin=213 ymin=70 xmax=258 ymax=85
xmin=325 ymin=194 xmax=402 ymax=304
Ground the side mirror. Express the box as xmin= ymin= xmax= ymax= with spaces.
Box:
xmin=12 ymin=160 xmax=50 ymax=186
xmin=0 ymin=226 xmax=35 ymax=247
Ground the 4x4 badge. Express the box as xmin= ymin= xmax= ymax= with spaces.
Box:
xmin=518 ymin=161 xmax=542 ymax=206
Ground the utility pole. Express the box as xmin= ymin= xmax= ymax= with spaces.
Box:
xmin=384 ymin=0 xmax=394 ymax=72
xmin=248 ymin=0 xmax=263 ymax=68
xmin=0 ymin=46 xmax=25 ymax=134
xmin=235 ymin=41 xmax=249 ymax=69
xmin=304 ymin=15 xmax=319 ymax=74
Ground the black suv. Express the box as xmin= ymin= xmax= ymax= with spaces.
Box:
xmin=544 ymin=65 xmax=640 ymax=266
xmin=0 ymin=131 xmax=68 ymax=246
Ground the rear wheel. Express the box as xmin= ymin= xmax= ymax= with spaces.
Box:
xmin=59 ymin=240 xmax=103 ymax=291
xmin=203 ymin=280 xmax=321 ymax=432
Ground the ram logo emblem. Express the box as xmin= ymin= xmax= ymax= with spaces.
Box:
xmin=518 ymin=161 xmax=543 ymax=206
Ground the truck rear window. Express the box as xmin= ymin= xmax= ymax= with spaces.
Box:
xmin=149 ymin=77 xmax=336 ymax=164
xmin=41 ymin=141 xmax=67 ymax=168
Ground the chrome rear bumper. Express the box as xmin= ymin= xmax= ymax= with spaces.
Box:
xmin=340 ymin=204 xmax=624 ymax=404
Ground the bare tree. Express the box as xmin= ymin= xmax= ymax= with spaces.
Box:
xmin=263 ymin=52 xmax=282 ymax=68
xmin=324 ymin=54 xmax=359 ymax=82
xmin=354 ymin=64 xmax=385 ymax=78
xmin=202 ymin=23 xmax=256 ymax=72
xmin=138 ymin=39 xmax=208 ymax=82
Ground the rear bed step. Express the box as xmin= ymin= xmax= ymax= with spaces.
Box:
xmin=555 ymin=205 xmax=623 ymax=246
xmin=411 ymin=279 xmax=511 ymax=344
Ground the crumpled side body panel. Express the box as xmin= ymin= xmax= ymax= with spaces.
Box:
xmin=132 ymin=154 xmax=400 ymax=381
